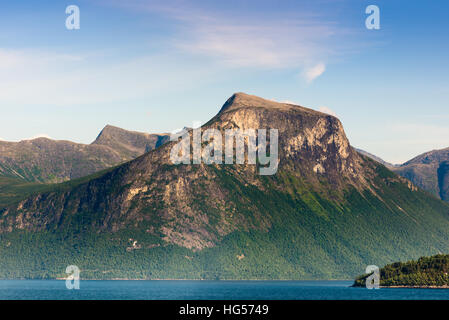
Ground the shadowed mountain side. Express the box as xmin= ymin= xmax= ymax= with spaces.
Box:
xmin=438 ymin=161 xmax=449 ymax=202
xmin=358 ymin=147 xmax=449 ymax=202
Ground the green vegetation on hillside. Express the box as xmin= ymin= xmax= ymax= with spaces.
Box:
xmin=2 ymin=93 xmax=449 ymax=281
xmin=354 ymin=254 xmax=449 ymax=287
xmin=0 ymin=166 xmax=119 ymax=208
xmin=1 ymin=160 xmax=449 ymax=280
xmin=0 ymin=126 xmax=168 ymax=184
xmin=0 ymin=177 xmax=50 ymax=207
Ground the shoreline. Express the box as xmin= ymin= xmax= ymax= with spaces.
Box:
xmin=382 ymin=285 xmax=449 ymax=289
xmin=6 ymin=278 xmax=353 ymax=282
xmin=353 ymin=284 xmax=449 ymax=289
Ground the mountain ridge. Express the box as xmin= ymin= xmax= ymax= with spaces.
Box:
xmin=1 ymin=93 xmax=449 ymax=280
xmin=0 ymin=126 xmax=169 ymax=183
xmin=92 ymin=124 xmax=169 ymax=156
xmin=357 ymin=147 xmax=449 ymax=202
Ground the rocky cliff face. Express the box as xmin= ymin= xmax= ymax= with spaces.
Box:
xmin=210 ymin=93 xmax=371 ymax=187
xmin=1 ymin=94 xmax=364 ymax=245
xmin=2 ymin=93 xmax=449 ymax=279
xmin=0 ymin=126 xmax=169 ymax=183
xmin=0 ymin=93 xmax=426 ymax=246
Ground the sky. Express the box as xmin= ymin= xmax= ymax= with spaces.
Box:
xmin=0 ymin=0 xmax=448 ymax=164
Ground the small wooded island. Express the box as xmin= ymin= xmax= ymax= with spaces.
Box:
xmin=353 ymin=254 xmax=449 ymax=288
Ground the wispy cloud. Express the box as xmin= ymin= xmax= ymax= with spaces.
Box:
xmin=0 ymin=1 xmax=347 ymax=107
xmin=0 ymin=49 xmax=83 ymax=70
xmin=0 ymin=49 xmax=215 ymax=106
xmin=281 ymin=100 xmax=301 ymax=105
xmin=318 ymin=106 xmax=337 ymax=117
xmin=0 ymin=1 xmax=359 ymax=110
xmin=24 ymin=134 xmax=52 ymax=141
xmin=110 ymin=1 xmax=351 ymax=72
xmin=176 ymin=22 xmax=334 ymax=69
xmin=302 ymin=63 xmax=326 ymax=83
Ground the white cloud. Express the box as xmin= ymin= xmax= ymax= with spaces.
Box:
xmin=0 ymin=49 xmax=215 ymax=106
xmin=23 ymin=134 xmax=52 ymax=141
xmin=266 ymin=98 xmax=302 ymax=106
xmin=302 ymin=63 xmax=326 ymax=83
xmin=0 ymin=3 xmax=351 ymax=108
xmin=176 ymin=23 xmax=332 ymax=69
xmin=113 ymin=1 xmax=348 ymax=72
xmin=0 ymin=49 xmax=83 ymax=70
xmin=318 ymin=106 xmax=337 ymax=117
xmin=282 ymin=100 xmax=301 ymax=106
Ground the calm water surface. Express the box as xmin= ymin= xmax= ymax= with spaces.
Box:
xmin=1 ymin=280 xmax=449 ymax=300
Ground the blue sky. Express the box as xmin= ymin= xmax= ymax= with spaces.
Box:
xmin=0 ymin=0 xmax=448 ymax=164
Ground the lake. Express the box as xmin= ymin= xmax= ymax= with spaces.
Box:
xmin=1 ymin=280 xmax=449 ymax=300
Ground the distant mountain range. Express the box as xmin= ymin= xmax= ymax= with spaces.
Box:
xmin=92 ymin=125 xmax=170 ymax=159
xmin=354 ymin=149 xmax=399 ymax=169
xmin=0 ymin=125 xmax=169 ymax=183
xmin=357 ymin=148 xmax=449 ymax=202
xmin=1 ymin=93 xmax=449 ymax=280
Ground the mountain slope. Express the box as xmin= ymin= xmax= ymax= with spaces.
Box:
xmin=359 ymin=147 xmax=449 ymax=202
xmin=355 ymin=148 xmax=396 ymax=169
xmin=1 ymin=93 xmax=449 ymax=280
xmin=438 ymin=161 xmax=449 ymax=202
xmin=0 ymin=138 xmax=125 ymax=183
xmin=0 ymin=127 xmax=169 ymax=183
xmin=394 ymin=148 xmax=449 ymax=202
xmin=92 ymin=125 xmax=169 ymax=158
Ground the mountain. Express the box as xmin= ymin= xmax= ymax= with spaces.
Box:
xmin=358 ymin=147 xmax=449 ymax=202
xmin=0 ymin=127 xmax=169 ymax=183
xmin=394 ymin=148 xmax=449 ymax=202
xmin=2 ymin=93 xmax=449 ymax=280
xmin=438 ymin=161 xmax=449 ymax=202
xmin=354 ymin=148 xmax=396 ymax=169
xmin=92 ymin=125 xmax=170 ymax=158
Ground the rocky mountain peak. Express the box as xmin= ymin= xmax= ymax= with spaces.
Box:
xmin=219 ymin=92 xmax=321 ymax=116
xmin=94 ymin=124 xmax=145 ymax=142
xmin=207 ymin=93 xmax=362 ymax=187
xmin=0 ymin=125 xmax=170 ymax=184
xmin=93 ymin=125 xmax=169 ymax=158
